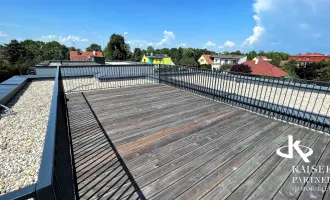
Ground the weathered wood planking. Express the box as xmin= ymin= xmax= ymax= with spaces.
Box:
xmin=65 ymin=84 xmax=330 ymax=200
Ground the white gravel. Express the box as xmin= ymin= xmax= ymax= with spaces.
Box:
xmin=171 ymin=74 xmax=330 ymax=116
xmin=0 ymin=80 xmax=54 ymax=195
xmin=63 ymin=77 xmax=157 ymax=92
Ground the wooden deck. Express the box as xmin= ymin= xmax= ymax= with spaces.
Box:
xmin=66 ymin=84 xmax=330 ymax=200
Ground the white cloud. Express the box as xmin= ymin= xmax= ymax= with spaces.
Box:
xmin=40 ymin=35 xmax=88 ymax=43
xmin=180 ymin=43 xmax=186 ymax=47
xmin=0 ymin=31 xmax=8 ymax=38
xmin=40 ymin=35 xmax=57 ymax=40
xmin=124 ymin=32 xmax=128 ymax=35
xmin=242 ymin=0 xmax=268 ymax=46
xmin=203 ymin=41 xmax=216 ymax=48
xmin=156 ymin=30 xmax=175 ymax=46
xmin=242 ymin=0 xmax=330 ymax=51
xmin=242 ymin=25 xmax=265 ymax=46
xmin=299 ymin=23 xmax=309 ymax=29
xmin=59 ymin=35 xmax=88 ymax=42
xmin=127 ymin=40 xmax=152 ymax=48
xmin=219 ymin=41 xmax=236 ymax=48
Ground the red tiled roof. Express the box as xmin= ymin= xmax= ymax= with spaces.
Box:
xmin=70 ymin=51 xmax=103 ymax=61
xmin=81 ymin=51 xmax=103 ymax=57
xmin=259 ymin=56 xmax=268 ymax=60
xmin=202 ymin=55 xmax=214 ymax=64
xmin=244 ymin=60 xmax=288 ymax=77
xmin=288 ymin=52 xmax=330 ymax=62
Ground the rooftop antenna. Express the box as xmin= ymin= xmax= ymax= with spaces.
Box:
xmin=72 ymin=40 xmax=76 ymax=48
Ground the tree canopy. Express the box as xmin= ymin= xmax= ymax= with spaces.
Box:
xmin=104 ymin=34 xmax=129 ymax=60
xmin=86 ymin=43 xmax=102 ymax=51
xmin=230 ymin=64 xmax=252 ymax=74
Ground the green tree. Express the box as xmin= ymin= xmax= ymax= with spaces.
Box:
xmin=270 ymin=54 xmax=281 ymax=67
xmin=21 ymin=40 xmax=45 ymax=63
xmin=42 ymin=41 xmax=69 ymax=60
xmin=86 ymin=43 xmax=102 ymax=51
xmin=133 ymin=48 xmax=143 ymax=62
xmin=105 ymin=34 xmax=129 ymax=60
xmin=4 ymin=40 xmax=26 ymax=64
xmin=147 ymin=46 xmax=155 ymax=53
xmin=247 ymin=50 xmax=257 ymax=60
xmin=319 ymin=61 xmax=330 ymax=82
xmin=220 ymin=63 xmax=232 ymax=71
xmin=230 ymin=64 xmax=252 ymax=74
xmin=230 ymin=50 xmax=243 ymax=55
xmin=283 ymin=59 xmax=299 ymax=78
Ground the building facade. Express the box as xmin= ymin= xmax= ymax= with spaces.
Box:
xmin=198 ymin=55 xmax=214 ymax=65
xmin=211 ymin=55 xmax=247 ymax=69
xmin=288 ymin=53 xmax=330 ymax=64
xmin=141 ymin=54 xmax=175 ymax=65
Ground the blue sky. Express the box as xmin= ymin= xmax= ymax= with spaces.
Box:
xmin=0 ymin=0 xmax=330 ymax=54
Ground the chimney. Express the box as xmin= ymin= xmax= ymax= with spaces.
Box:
xmin=93 ymin=50 xmax=96 ymax=55
xmin=255 ymin=57 xmax=259 ymax=64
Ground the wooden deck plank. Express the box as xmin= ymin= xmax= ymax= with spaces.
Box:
xmin=163 ymin=123 xmax=296 ymax=200
xmin=101 ymin=119 xmax=276 ymax=199
xmin=246 ymin=131 xmax=323 ymax=200
xmin=201 ymin=127 xmax=310 ymax=200
xmin=66 ymin=84 xmax=325 ymax=200
xmin=273 ymin=133 xmax=330 ymax=200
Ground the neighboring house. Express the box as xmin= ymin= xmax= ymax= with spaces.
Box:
xmin=253 ymin=56 xmax=272 ymax=62
xmin=198 ymin=55 xmax=214 ymax=65
xmin=211 ymin=55 xmax=247 ymax=70
xmin=141 ymin=54 xmax=175 ymax=65
xmin=70 ymin=51 xmax=104 ymax=61
xmin=244 ymin=59 xmax=288 ymax=77
xmin=279 ymin=60 xmax=289 ymax=67
xmin=288 ymin=52 xmax=330 ymax=64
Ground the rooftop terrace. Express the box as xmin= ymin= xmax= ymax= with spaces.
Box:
xmin=1 ymin=64 xmax=330 ymax=200
xmin=66 ymin=84 xmax=330 ymax=200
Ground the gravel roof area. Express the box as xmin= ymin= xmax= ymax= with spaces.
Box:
xmin=0 ymin=80 xmax=54 ymax=195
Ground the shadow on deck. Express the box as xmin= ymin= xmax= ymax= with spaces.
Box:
xmin=67 ymin=92 xmax=146 ymax=200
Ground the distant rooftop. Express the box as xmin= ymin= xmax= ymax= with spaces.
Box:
xmin=36 ymin=60 xmax=147 ymax=67
xmin=146 ymin=53 xmax=169 ymax=58
xmin=211 ymin=54 xmax=246 ymax=59
xmin=70 ymin=51 xmax=103 ymax=61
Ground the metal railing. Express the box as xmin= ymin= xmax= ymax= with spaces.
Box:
xmin=159 ymin=65 xmax=330 ymax=133
xmin=59 ymin=64 xmax=157 ymax=93
xmin=0 ymin=66 xmax=76 ymax=200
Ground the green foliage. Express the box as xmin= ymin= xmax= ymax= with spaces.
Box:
xmin=147 ymin=46 xmax=155 ymax=53
xmin=41 ymin=41 xmax=69 ymax=60
xmin=230 ymin=50 xmax=243 ymax=55
xmin=270 ymin=55 xmax=281 ymax=67
xmin=283 ymin=59 xmax=299 ymax=78
xmin=105 ymin=34 xmax=129 ymax=60
xmin=220 ymin=63 xmax=232 ymax=71
xmin=247 ymin=50 xmax=257 ymax=60
xmin=200 ymin=64 xmax=212 ymax=70
xmin=0 ymin=60 xmax=20 ymax=82
xmin=319 ymin=63 xmax=330 ymax=82
xmin=133 ymin=48 xmax=143 ymax=62
xmin=230 ymin=64 xmax=252 ymax=74
xmin=86 ymin=43 xmax=102 ymax=51
xmin=4 ymin=40 xmax=26 ymax=64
